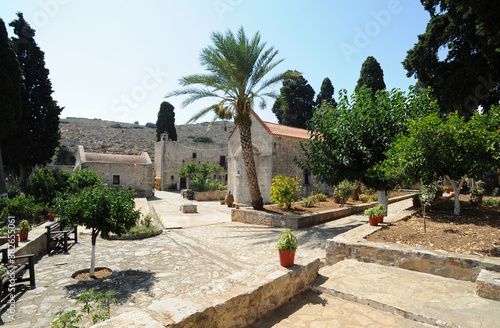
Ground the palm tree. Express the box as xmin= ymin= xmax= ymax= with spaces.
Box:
xmin=167 ymin=27 xmax=295 ymax=210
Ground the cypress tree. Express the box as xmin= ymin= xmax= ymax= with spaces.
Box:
xmin=315 ymin=77 xmax=337 ymax=108
xmin=5 ymin=13 xmax=62 ymax=191
xmin=156 ymin=101 xmax=177 ymax=141
xmin=0 ymin=18 xmax=22 ymax=194
xmin=355 ymin=56 xmax=386 ymax=97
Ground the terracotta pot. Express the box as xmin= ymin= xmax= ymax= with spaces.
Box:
xmin=369 ymin=216 xmax=378 ymax=226
xmin=278 ymin=249 xmax=296 ymax=267
xmin=412 ymin=200 xmax=420 ymax=207
xmin=220 ymin=200 xmax=225 ymax=205
xmin=19 ymin=232 xmax=29 ymax=241
xmin=49 ymin=213 xmax=55 ymax=221
xmin=378 ymin=215 xmax=384 ymax=224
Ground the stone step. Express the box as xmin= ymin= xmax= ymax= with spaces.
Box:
xmin=312 ymin=259 xmax=500 ymax=328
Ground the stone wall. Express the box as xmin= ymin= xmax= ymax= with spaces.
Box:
xmin=193 ymin=190 xmax=227 ymax=201
xmin=91 ymin=258 xmax=320 ymax=328
xmin=82 ymin=161 xmax=153 ymax=197
xmin=155 ymin=140 xmax=228 ymax=190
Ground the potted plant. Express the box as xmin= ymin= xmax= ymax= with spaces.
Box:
xmin=234 ymin=204 xmax=240 ymax=209
xmin=374 ymin=204 xmax=386 ymax=223
xmin=9 ymin=228 xmax=19 ymax=247
xmin=225 ymin=190 xmax=234 ymax=207
xmin=19 ymin=220 xmax=31 ymax=241
xmin=219 ymin=195 xmax=225 ymax=205
xmin=276 ymin=230 xmax=298 ymax=267
xmin=364 ymin=205 xmax=385 ymax=226
xmin=412 ymin=194 xmax=420 ymax=207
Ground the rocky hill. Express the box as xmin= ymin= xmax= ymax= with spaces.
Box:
xmin=59 ymin=118 xmax=235 ymax=162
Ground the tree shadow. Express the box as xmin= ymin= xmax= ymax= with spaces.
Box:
xmin=0 ymin=284 xmax=31 ymax=324
xmin=63 ymin=269 xmax=158 ymax=305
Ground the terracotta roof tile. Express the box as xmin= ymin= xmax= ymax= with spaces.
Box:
xmin=252 ymin=111 xmax=311 ymax=139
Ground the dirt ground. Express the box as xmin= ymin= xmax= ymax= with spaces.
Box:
xmin=367 ymin=194 xmax=500 ymax=258
xmin=261 ymin=192 xmax=406 ymax=216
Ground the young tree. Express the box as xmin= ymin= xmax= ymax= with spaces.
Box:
xmin=297 ymin=86 xmax=439 ymax=214
xmin=381 ymin=108 xmax=500 ymax=215
xmin=0 ymin=18 xmax=22 ymax=194
xmin=403 ymin=1 xmax=500 ymax=117
xmin=167 ymin=27 xmax=297 ymax=210
xmin=271 ymin=70 xmax=315 ymax=128
xmin=355 ymin=56 xmax=386 ymax=97
xmin=6 ymin=13 xmax=62 ymax=190
xmin=156 ymin=101 xmax=177 ymax=141
xmin=54 ymin=145 xmax=76 ymax=165
xmin=54 ymin=182 xmax=140 ymax=276
xmin=315 ymin=77 xmax=337 ymax=108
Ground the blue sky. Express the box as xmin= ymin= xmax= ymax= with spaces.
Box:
xmin=0 ymin=0 xmax=430 ymax=125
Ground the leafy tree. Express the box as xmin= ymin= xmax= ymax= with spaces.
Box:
xmin=381 ymin=108 xmax=500 ymax=215
xmin=403 ymin=0 xmax=500 ymax=117
xmin=355 ymin=56 xmax=386 ymax=97
xmin=156 ymin=101 xmax=177 ymax=141
xmin=192 ymin=136 xmax=214 ymax=143
xmin=0 ymin=18 xmax=22 ymax=194
xmin=54 ymin=183 xmax=140 ymax=276
xmin=67 ymin=169 xmax=103 ymax=193
xmin=145 ymin=122 xmax=156 ymax=129
xmin=178 ymin=161 xmax=224 ymax=191
xmin=54 ymin=145 xmax=76 ymax=165
xmin=5 ymin=13 xmax=62 ymax=191
xmin=315 ymin=77 xmax=337 ymax=108
xmin=167 ymin=27 xmax=297 ymax=210
xmin=297 ymin=86 xmax=439 ymax=213
xmin=27 ymin=168 xmax=70 ymax=206
xmin=272 ymin=70 xmax=315 ymax=128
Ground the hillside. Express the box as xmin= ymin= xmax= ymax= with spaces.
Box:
xmin=59 ymin=118 xmax=235 ymax=162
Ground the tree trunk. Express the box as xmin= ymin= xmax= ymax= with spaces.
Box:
xmin=0 ymin=146 xmax=7 ymax=195
xmin=377 ymin=189 xmax=391 ymax=216
xmin=90 ymin=228 xmax=98 ymax=277
xmin=239 ymin=122 xmax=263 ymax=210
xmin=444 ymin=175 xmax=466 ymax=216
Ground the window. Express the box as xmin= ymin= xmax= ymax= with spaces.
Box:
xmin=192 ymin=153 xmax=197 ymax=159
xmin=304 ymin=171 xmax=309 ymax=185
xmin=112 ymin=175 xmax=121 ymax=185
xmin=220 ymin=156 xmax=226 ymax=168
xmin=171 ymin=175 xmax=174 ymax=181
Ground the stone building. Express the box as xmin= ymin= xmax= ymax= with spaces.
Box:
xmin=74 ymin=146 xmax=153 ymax=197
xmin=228 ymin=111 xmax=323 ymax=205
xmin=154 ymin=135 xmax=228 ymax=190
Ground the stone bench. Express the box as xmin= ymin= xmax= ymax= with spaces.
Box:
xmin=180 ymin=203 xmax=197 ymax=213
xmin=476 ymin=269 xmax=500 ymax=301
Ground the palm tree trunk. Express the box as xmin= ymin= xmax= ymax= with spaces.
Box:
xmin=239 ymin=122 xmax=263 ymax=210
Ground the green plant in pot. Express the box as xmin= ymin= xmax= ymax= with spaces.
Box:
xmin=276 ymin=230 xmax=298 ymax=267
xmin=412 ymin=194 xmax=421 ymax=207
xmin=19 ymin=219 xmax=31 ymax=241
xmin=219 ymin=195 xmax=225 ymax=205
xmin=364 ymin=204 xmax=386 ymax=226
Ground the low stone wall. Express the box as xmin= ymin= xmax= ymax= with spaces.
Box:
xmin=193 ymin=190 xmax=227 ymax=201
xmin=91 ymin=258 xmax=320 ymax=328
xmin=1 ymin=222 xmax=51 ymax=263
xmin=232 ymin=193 xmax=415 ymax=229
xmin=325 ymin=217 xmax=500 ymax=282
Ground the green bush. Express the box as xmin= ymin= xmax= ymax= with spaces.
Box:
xmin=470 ymin=180 xmax=485 ymax=205
xmin=28 ymin=168 xmax=70 ymax=206
xmin=1 ymin=194 xmax=46 ymax=220
xmin=483 ymin=198 xmax=500 ymax=208
xmin=358 ymin=194 xmax=371 ymax=203
xmin=192 ymin=136 xmax=214 ymax=143
xmin=313 ymin=193 xmax=328 ymax=202
xmin=270 ymin=175 xmax=302 ymax=209
xmin=299 ymin=196 xmax=317 ymax=208
xmin=335 ymin=180 xmax=356 ymax=207
xmin=7 ymin=185 xmax=21 ymax=199
xmin=68 ymin=169 xmax=103 ymax=193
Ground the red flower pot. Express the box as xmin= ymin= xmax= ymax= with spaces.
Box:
xmin=49 ymin=213 xmax=55 ymax=221
xmin=412 ymin=200 xmax=420 ymax=207
xmin=9 ymin=235 xmax=19 ymax=247
xmin=278 ymin=249 xmax=296 ymax=267
xmin=378 ymin=215 xmax=384 ymax=224
xmin=19 ymin=232 xmax=29 ymax=241
xmin=369 ymin=216 xmax=378 ymax=226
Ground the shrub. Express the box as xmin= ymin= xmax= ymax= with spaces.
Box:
xmin=299 ymin=196 xmax=317 ymax=208
xmin=270 ymin=175 xmax=302 ymax=209
xmin=335 ymin=180 xmax=355 ymax=207
xmin=7 ymin=185 xmax=21 ymax=199
xmin=313 ymin=193 xmax=328 ymax=202
xmin=1 ymin=194 xmax=46 ymax=220
xmin=492 ymin=187 xmax=499 ymax=197
xmin=145 ymin=122 xmax=156 ymax=128
xmin=359 ymin=194 xmax=371 ymax=203
xmin=483 ymin=198 xmax=500 ymax=208
xmin=68 ymin=169 xmax=103 ymax=193
xmin=28 ymin=169 xmax=70 ymax=206
xmin=192 ymin=136 xmax=214 ymax=143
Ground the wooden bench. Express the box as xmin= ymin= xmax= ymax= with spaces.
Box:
xmin=1 ymin=248 xmax=35 ymax=298
xmin=46 ymin=222 xmax=78 ymax=254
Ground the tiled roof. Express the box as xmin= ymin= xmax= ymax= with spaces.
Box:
xmin=84 ymin=152 xmax=150 ymax=165
xmin=252 ymin=111 xmax=311 ymax=140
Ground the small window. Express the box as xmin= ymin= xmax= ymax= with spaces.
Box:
xmin=304 ymin=171 xmax=309 ymax=185
xmin=220 ymin=156 xmax=226 ymax=167
xmin=274 ymin=143 xmax=276 ymax=149
xmin=192 ymin=153 xmax=197 ymax=159
xmin=171 ymin=175 xmax=174 ymax=181
xmin=112 ymin=175 xmax=120 ymax=185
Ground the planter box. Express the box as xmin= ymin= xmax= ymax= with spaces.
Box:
xmin=232 ymin=193 xmax=415 ymax=229
xmin=192 ymin=190 xmax=227 ymax=201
